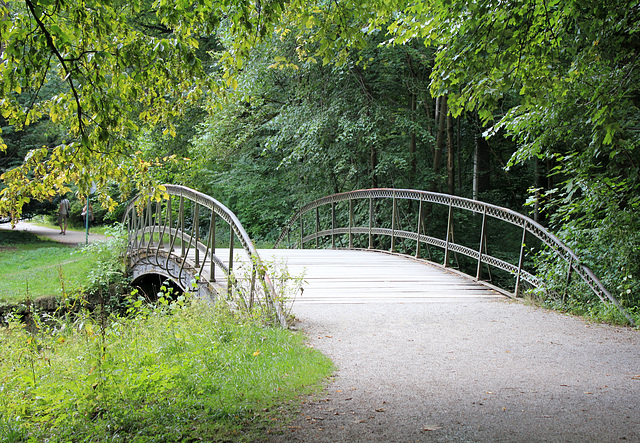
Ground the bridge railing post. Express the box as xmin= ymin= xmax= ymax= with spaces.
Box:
xmin=146 ymin=200 xmax=153 ymax=249
xmin=194 ymin=203 xmax=200 ymax=267
xmin=315 ymin=207 xmax=320 ymax=248
xmin=348 ymin=198 xmax=354 ymax=249
xmin=331 ymin=201 xmax=336 ymax=249
xmin=515 ymin=222 xmax=527 ymax=296
xmin=476 ymin=207 xmax=487 ymax=280
xmin=415 ymin=197 xmax=423 ymax=258
xmin=165 ymin=196 xmax=180 ymax=272
xmin=179 ymin=195 xmax=185 ymax=256
xmin=167 ymin=198 xmax=173 ymax=252
xmin=228 ymin=225 xmax=234 ymax=297
xmin=209 ymin=212 xmax=216 ymax=282
xmin=368 ymin=196 xmax=373 ymax=249
xmin=391 ymin=192 xmax=397 ymax=253
xmin=130 ymin=209 xmax=138 ymax=250
xmin=157 ymin=201 xmax=164 ymax=249
xmin=145 ymin=201 xmax=157 ymax=261
xmin=444 ymin=199 xmax=453 ymax=267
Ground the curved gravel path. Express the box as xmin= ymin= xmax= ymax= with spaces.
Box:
xmin=266 ymin=298 xmax=640 ymax=442
xmin=0 ymin=220 xmax=106 ymax=245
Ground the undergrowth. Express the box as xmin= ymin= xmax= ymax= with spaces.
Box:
xmin=527 ymin=248 xmax=639 ymax=326
xmin=0 ymin=291 xmax=333 ymax=442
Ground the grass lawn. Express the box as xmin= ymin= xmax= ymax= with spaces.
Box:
xmin=0 ymin=230 xmax=98 ymax=305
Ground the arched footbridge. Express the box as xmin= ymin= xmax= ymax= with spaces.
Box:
xmin=123 ymin=185 xmax=634 ymax=326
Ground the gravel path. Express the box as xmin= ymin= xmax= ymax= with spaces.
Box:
xmin=0 ymin=220 xmax=106 ymax=245
xmin=266 ymin=299 xmax=640 ymax=442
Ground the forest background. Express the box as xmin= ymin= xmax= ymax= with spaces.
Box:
xmin=1 ymin=0 xmax=639 ymax=317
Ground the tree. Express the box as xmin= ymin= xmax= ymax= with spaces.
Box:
xmin=0 ymin=0 xmax=288 ymax=218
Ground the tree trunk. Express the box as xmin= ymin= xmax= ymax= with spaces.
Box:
xmin=446 ymin=113 xmax=455 ymax=195
xmin=473 ymin=122 xmax=491 ymax=200
xmin=409 ymin=92 xmax=417 ymax=186
xmin=457 ymin=116 xmax=462 ymax=191
xmin=433 ymin=96 xmax=447 ymax=191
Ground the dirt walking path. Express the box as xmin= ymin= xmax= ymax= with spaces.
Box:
xmin=266 ymin=299 xmax=640 ymax=442
xmin=0 ymin=220 xmax=106 ymax=245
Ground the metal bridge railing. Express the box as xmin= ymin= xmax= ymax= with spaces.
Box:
xmin=123 ymin=184 xmax=286 ymax=327
xmin=275 ymin=188 xmax=633 ymax=325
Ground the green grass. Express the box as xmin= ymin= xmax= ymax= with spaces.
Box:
xmin=0 ymin=230 xmax=98 ymax=304
xmin=0 ymin=299 xmax=334 ymax=442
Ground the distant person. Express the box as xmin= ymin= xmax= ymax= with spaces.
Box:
xmin=57 ymin=196 xmax=70 ymax=235
xmin=82 ymin=202 xmax=94 ymax=232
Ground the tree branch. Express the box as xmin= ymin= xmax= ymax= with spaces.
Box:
xmin=24 ymin=0 xmax=86 ymax=138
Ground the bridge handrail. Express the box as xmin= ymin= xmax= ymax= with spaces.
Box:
xmin=275 ymin=188 xmax=633 ymax=325
xmin=124 ymin=184 xmax=286 ymax=327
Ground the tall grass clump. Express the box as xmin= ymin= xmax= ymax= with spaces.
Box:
xmin=0 ymin=288 xmax=333 ymax=442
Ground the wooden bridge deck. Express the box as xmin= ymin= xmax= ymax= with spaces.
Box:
xmin=252 ymin=249 xmax=504 ymax=304
xmin=135 ymin=247 xmax=504 ymax=303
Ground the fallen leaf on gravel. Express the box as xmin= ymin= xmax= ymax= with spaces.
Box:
xmin=375 ymin=408 xmax=385 ymax=412
xmin=631 ymin=375 xmax=640 ymax=380
xmin=422 ymin=426 xmax=442 ymax=431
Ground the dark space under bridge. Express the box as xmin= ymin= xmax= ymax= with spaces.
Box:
xmin=123 ymin=185 xmax=633 ymax=326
